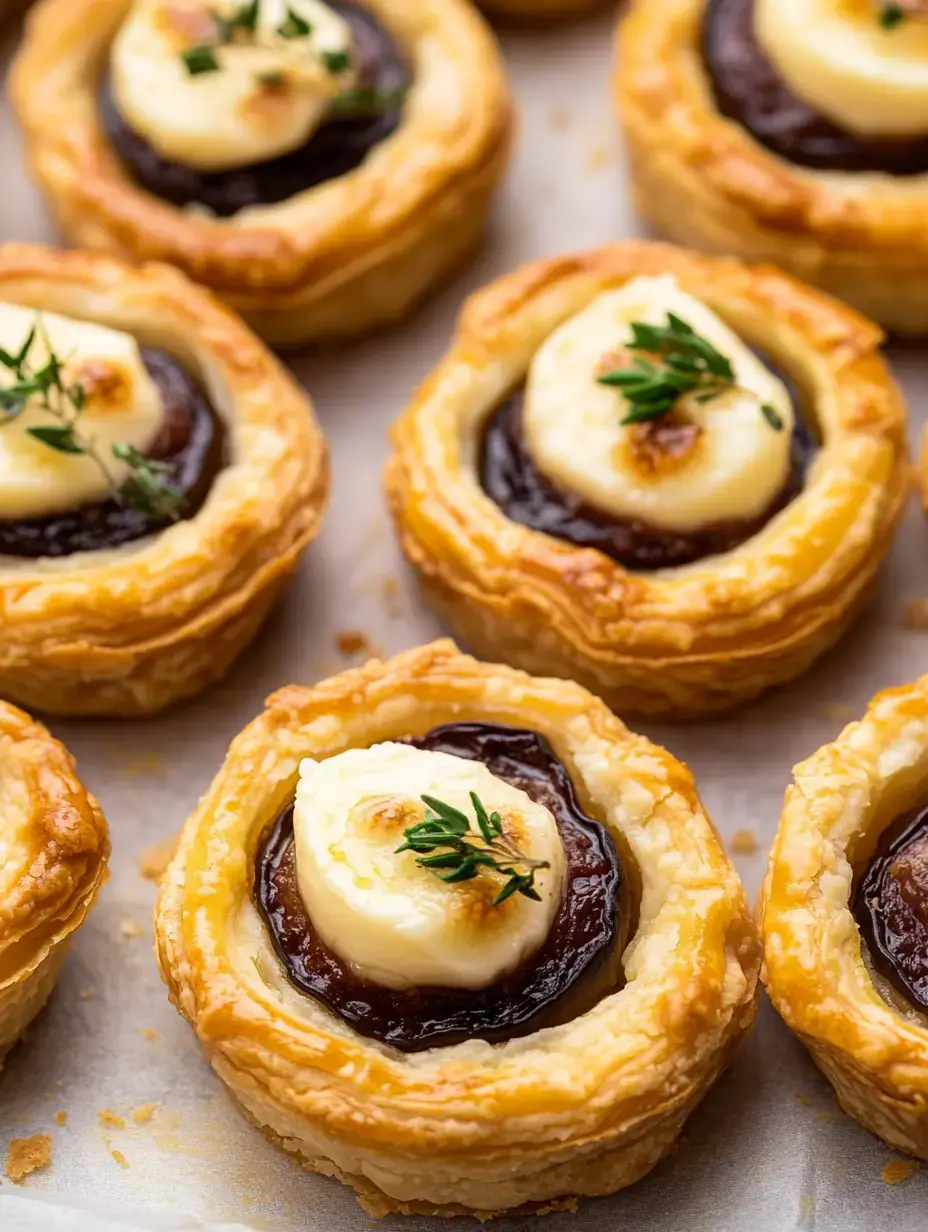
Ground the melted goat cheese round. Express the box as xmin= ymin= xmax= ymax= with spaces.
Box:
xmin=0 ymin=303 xmax=165 ymax=521
xmin=112 ymin=0 xmax=356 ymax=173
xmin=292 ymin=743 xmax=567 ymax=991
xmin=522 ymin=275 xmax=794 ymax=535
xmin=755 ymin=0 xmax=928 ymax=137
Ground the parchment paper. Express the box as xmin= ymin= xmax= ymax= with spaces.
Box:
xmin=2 ymin=9 xmax=928 ymax=1230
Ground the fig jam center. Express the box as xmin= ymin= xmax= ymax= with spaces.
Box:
xmin=480 ymin=367 xmax=814 ymax=571
xmin=100 ymin=2 xmax=410 ymax=217
xmin=855 ymin=806 xmax=928 ymax=1010
xmin=0 ymin=349 xmax=225 ymax=559
xmin=255 ymin=723 xmax=625 ymax=1052
xmin=703 ymin=0 xmax=928 ymax=175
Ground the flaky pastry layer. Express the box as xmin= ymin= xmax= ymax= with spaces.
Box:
xmin=0 ymin=702 xmax=109 ymax=1066
xmin=616 ymin=0 xmax=928 ymax=335
xmin=385 ymin=241 xmax=908 ymax=719
xmin=155 ymin=639 xmax=758 ymax=1218
xmin=0 ymin=244 xmax=329 ymax=716
xmin=10 ymin=0 xmax=512 ymax=345
xmin=763 ymin=676 xmax=928 ymax=1159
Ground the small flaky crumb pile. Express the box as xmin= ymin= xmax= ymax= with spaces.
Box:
xmin=729 ymin=829 xmax=758 ymax=856
xmin=138 ymin=836 xmax=177 ymax=882
xmin=335 ymin=629 xmax=377 ymax=658
xmin=98 ymin=1108 xmax=126 ymax=1130
xmin=6 ymin=1133 xmax=52 ymax=1183
xmin=882 ymin=1158 xmax=918 ymax=1185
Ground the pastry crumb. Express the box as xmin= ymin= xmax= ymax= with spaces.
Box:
xmin=138 ymin=837 xmax=177 ymax=882
xmin=78 ymin=986 xmax=94 ymax=1000
xmin=139 ymin=1027 xmax=159 ymax=1041
xmin=98 ymin=1108 xmax=126 ymax=1130
xmin=335 ymin=630 xmax=378 ymax=658
xmin=6 ymin=1134 xmax=52 ymax=1183
xmin=55 ymin=1111 xmax=67 ymax=1127
xmin=111 ymin=1149 xmax=130 ymax=1169
xmin=120 ymin=917 xmax=144 ymax=939
xmin=585 ymin=144 xmax=611 ymax=172
xmin=382 ymin=575 xmax=403 ymax=618
xmin=903 ymin=598 xmax=928 ymax=630
xmin=130 ymin=1102 xmax=158 ymax=1125
xmin=882 ymin=1158 xmax=918 ymax=1185
xmin=822 ymin=704 xmax=856 ymax=722
xmin=729 ymin=829 xmax=758 ymax=856
xmin=793 ymin=1092 xmax=811 ymax=1107
xmin=548 ymin=104 xmax=571 ymax=131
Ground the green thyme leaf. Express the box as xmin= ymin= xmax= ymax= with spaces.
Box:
xmin=880 ymin=3 xmax=906 ymax=28
xmin=278 ymin=6 xmax=311 ymax=37
xmin=761 ymin=402 xmax=784 ymax=432
xmin=233 ymin=0 xmax=260 ymax=32
xmin=113 ymin=443 xmax=185 ymax=521
xmin=182 ymin=44 xmax=221 ymax=75
xmin=327 ymin=84 xmax=408 ymax=117
xmin=26 ymin=424 xmax=84 ymax=454
xmin=322 ymin=48 xmax=352 ymax=73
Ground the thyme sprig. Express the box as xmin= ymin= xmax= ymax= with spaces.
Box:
xmin=596 ymin=313 xmax=783 ymax=432
xmin=179 ymin=1 xmax=355 ymax=76
xmin=396 ymin=791 xmax=551 ymax=907
xmin=327 ymin=84 xmax=409 ymax=117
xmin=880 ymin=3 xmax=907 ymax=28
xmin=0 ymin=321 xmax=185 ymax=522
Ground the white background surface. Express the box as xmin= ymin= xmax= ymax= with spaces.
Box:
xmin=2 ymin=6 xmax=928 ymax=1230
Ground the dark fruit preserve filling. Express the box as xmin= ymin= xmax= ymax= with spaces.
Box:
xmin=99 ymin=2 xmax=410 ymax=217
xmin=479 ymin=372 xmax=815 ymax=571
xmin=0 ymin=349 xmax=225 ymax=559
xmin=702 ymin=0 xmax=928 ymax=175
xmin=255 ymin=722 xmax=625 ymax=1052
xmin=855 ymin=805 xmax=928 ymax=1011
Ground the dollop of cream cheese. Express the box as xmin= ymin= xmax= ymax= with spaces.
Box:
xmin=755 ymin=0 xmax=928 ymax=137
xmin=112 ymin=0 xmax=357 ymax=173
xmin=292 ymin=743 xmax=567 ymax=991
xmin=0 ymin=303 xmax=165 ymax=521
xmin=522 ymin=275 xmax=794 ymax=535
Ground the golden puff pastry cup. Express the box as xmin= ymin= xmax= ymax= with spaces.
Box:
xmin=156 ymin=639 xmax=759 ymax=1219
xmin=385 ymin=241 xmax=908 ymax=721
xmin=0 ymin=243 xmax=328 ymax=718
xmin=616 ymin=0 xmax=928 ymax=336
xmin=10 ymin=0 xmax=512 ymax=347
xmin=763 ymin=675 xmax=928 ymax=1159
xmin=0 ymin=702 xmax=109 ymax=1066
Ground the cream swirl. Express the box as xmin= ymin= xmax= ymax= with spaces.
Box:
xmin=521 ymin=275 xmax=794 ymax=535
xmin=755 ymin=0 xmax=928 ymax=137
xmin=0 ymin=304 xmax=165 ymax=521
xmin=111 ymin=0 xmax=356 ymax=173
xmin=292 ymin=743 xmax=567 ymax=991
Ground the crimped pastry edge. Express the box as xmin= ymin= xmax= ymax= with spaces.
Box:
xmin=10 ymin=0 xmax=513 ymax=345
xmin=385 ymin=240 xmax=908 ymax=720
xmin=0 ymin=701 xmax=109 ymax=1064
xmin=0 ymin=243 xmax=329 ymax=716
xmin=762 ymin=674 xmax=928 ymax=1159
xmin=615 ymin=0 xmax=928 ymax=334
xmin=155 ymin=639 xmax=759 ymax=1216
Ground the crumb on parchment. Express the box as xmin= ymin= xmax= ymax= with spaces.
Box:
xmin=729 ymin=829 xmax=758 ymax=856
xmin=6 ymin=1134 xmax=51 ymax=1182
xmin=904 ymin=598 xmax=928 ymax=630
xmin=335 ymin=630 xmax=379 ymax=658
xmin=111 ymin=1149 xmax=129 ymax=1169
xmin=882 ymin=1158 xmax=918 ymax=1185
xmin=55 ymin=1111 xmax=66 ymax=1127
xmin=120 ymin=917 xmax=144 ymax=939
xmin=131 ymin=1103 xmax=158 ymax=1125
xmin=139 ymin=1027 xmax=159 ymax=1041
xmin=98 ymin=1108 xmax=126 ymax=1130
xmin=139 ymin=836 xmax=177 ymax=882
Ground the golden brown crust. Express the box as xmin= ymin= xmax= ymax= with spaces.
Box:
xmin=616 ymin=0 xmax=928 ymax=335
xmin=155 ymin=639 xmax=759 ymax=1217
xmin=0 ymin=243 xmax=329 ymax=716
xmin=762 ymin=676 xmax=928 ymax=1159
xmin=0 ymin=701 xmax=109 ymax=1065
xmin=385 ymin=241 xmax=909 ymax=720
xmin=10 ymin=0 xmax=512 ymax=345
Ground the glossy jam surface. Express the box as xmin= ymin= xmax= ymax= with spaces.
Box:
xmin=479 ymin=375 xmax=814 ymax=571
xmin=0 ymin=349 xmax=225 ymax=558
xmin=100 ymin=2 xmax=410 ymax=217
xmin=703 ymin=0 xmax=928 ymax=174
xmin=255 ymin=723 xmax=625 ymax=1052
xmin=855 ymin=806 xmax=928 ymax=1011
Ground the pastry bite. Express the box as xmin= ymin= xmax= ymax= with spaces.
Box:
xmin=386 ymin=241 xmax=907 ymax=720
xmin=155 ymin=640 xmax=759 ymax=1218
xmin=0 ymin=702 xmax=109 ymax=1067
xmin=763 ymin=674 xmax=928 ymax=1159
xmin=0 ymin=243 xmax=328 ymax=717
xmin=11 ymin=0 xmax=512 ymax=346
xmin=617 ymin=0 xmax=928 ymax=334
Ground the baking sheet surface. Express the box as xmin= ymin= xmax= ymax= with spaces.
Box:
xmin=2 ymin=9 xmax=928 ymax=1230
